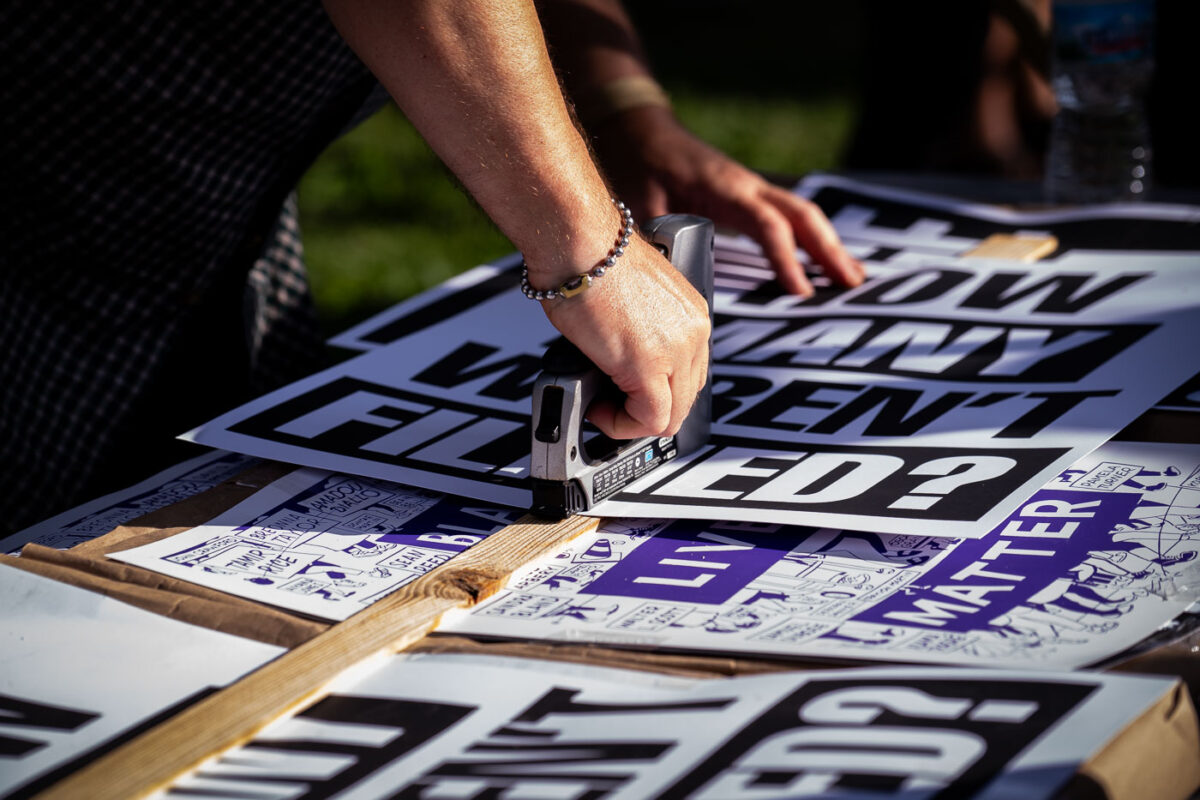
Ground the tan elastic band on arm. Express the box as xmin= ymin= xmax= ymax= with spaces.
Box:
xmin=577 ymin=75 xmax=672 ymax=126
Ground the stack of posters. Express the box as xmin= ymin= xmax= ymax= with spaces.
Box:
xmin=108 ymin=440 xmax=1200 ymax=669
xmin=183 ymin=197 xmax=1200 ymax=539
xmin=110 ymin=469 xmax=522 ymax=620
xmin=158 ymin=651 xmax=1184 ymax=800
xmin=0 ymin=565 xmax=281 ymax=799
xmin=13 ymin=180 xmax=1199 ymax=799
xmin=439 ymin=439 xmax=1200 ymax=669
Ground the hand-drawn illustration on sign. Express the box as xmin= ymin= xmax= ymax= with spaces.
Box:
xmin=442 ymin=441 xmax=1200 ymax=668
xmin=111 ymin=469 xmax=519 ymax=620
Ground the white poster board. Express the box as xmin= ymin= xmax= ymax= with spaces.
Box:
xmin=0 ymin=566 xmax=281 ymax=799
xmin=794 ymin=173 xmax=1200 ymax=269
xmin=332 ymin=176 xmax=1200 ymax=353
xmin=441 ymin=440 xmax=1200 ymax=669
xmin=187 ymin=249 xmax=1200 ymax=537
xmin=160 ymin=652 xmax=1175 ymax=800
xmin=792 ymin=174 xmax=1200 ymax=414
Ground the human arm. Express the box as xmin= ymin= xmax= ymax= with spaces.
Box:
xmin=536 ymin=0 xmax=865 ymax=297
xmin=321 ymin=0 xmax=709 ymax=438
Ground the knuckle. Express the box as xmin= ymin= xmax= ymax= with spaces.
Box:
xmin=750 ymin=204 xmax=782 ymax=230
xmin=792 ymin=196 xmax=818 ymax=214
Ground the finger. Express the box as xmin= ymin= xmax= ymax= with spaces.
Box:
xmin=687 ymin=337 xmax=710 ymax=423
xmin=643 ymin=181 xmax=670 ymax=220
xmin=744 ymin=199 xmax=814 ymax=298
xmin=587 ymin=373 xmax=672 ymax=439
xmin=665 ymin=352 xmax=697 ymax=437
xmin=764 ymin=186 xmax=865 ymax=287
xmin=691 ymin=336 xmax=710 ymax=401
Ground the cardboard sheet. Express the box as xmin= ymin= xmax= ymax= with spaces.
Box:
xmin=0 ymin=450 xmax=255 ymax=555
xmin=440 ymin=440 xmax=1200 ymax=669
xmin=0 ymin=565 xmax=281 ymax=799
xmin=187 ymin=244 xmax=1200 ymax=537
xmin=158 ymin=651 xmax=1180 ymax=800
xmin=109 ymin=468 xmax=522 ymax=621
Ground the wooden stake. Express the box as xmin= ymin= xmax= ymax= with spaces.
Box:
xmin=34 ymin=513 xmax=599 ymax=800
xmin=962 ymin=233 xmax=1059 ymax=262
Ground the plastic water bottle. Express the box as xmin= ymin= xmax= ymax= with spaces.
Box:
xmin=1044 ymin=0 xmax=1155 ymax=204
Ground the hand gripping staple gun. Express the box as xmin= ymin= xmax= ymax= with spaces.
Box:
xmin=529 ymin=214 xmax=714 ymax=518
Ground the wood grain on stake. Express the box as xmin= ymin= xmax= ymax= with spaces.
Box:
xmin=962 ymin=233 xmax=1059 ymax=262
xmin=33 ymin=512 xmax=600 ymax=800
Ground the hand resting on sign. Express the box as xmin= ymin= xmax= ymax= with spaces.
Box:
xmin=593 ymin=106 xmax=867 ymax=298
xmin=535 ymin=0 xmax=866 ymax=298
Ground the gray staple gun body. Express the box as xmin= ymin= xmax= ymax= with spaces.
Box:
xmin=529 ymin=214 xmax=714 ymax=518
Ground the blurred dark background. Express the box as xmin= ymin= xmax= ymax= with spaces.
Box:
xmin=297 ymin=0 xmax=1196 ymax=337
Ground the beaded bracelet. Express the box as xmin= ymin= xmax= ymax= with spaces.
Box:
xmin=520 ymin=198 xmax=635 ymax=301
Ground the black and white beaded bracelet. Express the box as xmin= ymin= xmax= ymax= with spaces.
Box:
xmin=520 ymin=198 xmax=635 ymax=300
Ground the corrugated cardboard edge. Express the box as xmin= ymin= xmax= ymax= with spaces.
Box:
xmin=71 ymin=460 xmax=294 ymax=556
xmin=0 ymin=552 xmax=325 ymax=649
xmin=9 ymin=460 xmax=326 ymax=649
xmin=410 ymin=633 xmax=843 ymax=679
xmin=1059 ymin=680 xmax=1200 ymax=800
xmin=33 ymin=512 xmax=601 ymax=800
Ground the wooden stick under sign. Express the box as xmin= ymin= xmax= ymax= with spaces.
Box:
xmin=962 ymin=233 xmax=1059 ymax=262
xmin=37 ymin=229 xmax=1067 ymax=799
xmin=34 ymin=513 xmax=599 ymax=800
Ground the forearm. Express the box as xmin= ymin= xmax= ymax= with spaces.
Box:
xmin=322 ymin=0 xmax=617 ymax=282
xmin=536 ymin=0 xmax=653 ymax=94
xmin=322 ymin=0 xmax=711 ymax=440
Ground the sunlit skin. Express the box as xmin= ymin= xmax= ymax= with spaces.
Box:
xmin=323 ymin=0 xmax=861 ymax=439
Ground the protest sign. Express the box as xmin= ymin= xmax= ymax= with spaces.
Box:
xmin=792 ymin=174 xmax=1200 ymax=416
xmin=189 ymin=248 xmax=1200 ymax=537
xmin=159 ymin=652 xmax=1182 ymax=800
xmin=111 ymin=468 xmax=520 ymax=621
xmin=0 ymin=451 xmax=255 ymax=555
xmin=442 ymin=440 xmax=1200 ymax=669
xmin=794 ymin=173 xmax=1200 ymax=269
xmin=0 ymin=566 xmax=281 ymax=799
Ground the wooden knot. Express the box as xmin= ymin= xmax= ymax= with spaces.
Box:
xmin=431 ymin=566 xmax=506 ymax=605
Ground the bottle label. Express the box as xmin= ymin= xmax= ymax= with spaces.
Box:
xmin=1054 ymin=1 xmax=1155 ymax=64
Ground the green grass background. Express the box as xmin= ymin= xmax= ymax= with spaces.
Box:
xmin=297 ymin=2 xmax=862 ymax=335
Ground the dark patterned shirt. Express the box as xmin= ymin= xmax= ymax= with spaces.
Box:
xmin=0 ymin=0 xmax=381 ymax=531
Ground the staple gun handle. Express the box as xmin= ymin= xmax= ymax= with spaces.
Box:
xmin=529 ymin=214 xmax=714 ymax=517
